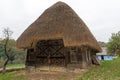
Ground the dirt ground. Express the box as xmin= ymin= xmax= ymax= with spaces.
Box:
xmin=17 ymin=70 xmax=87 ymax=80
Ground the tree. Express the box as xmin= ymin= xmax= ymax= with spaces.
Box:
xmin=98 ymin=41 xmax=107 ymax=47
xmin=0 ymin=28 xmax=13 ymax=73
xmin=0 ymin=39 xmax=16 ymax=59
xmin=0 ymin=38 xmax=26 ymax=67
xmin=107 ymin=31 xmax=120 ymax=56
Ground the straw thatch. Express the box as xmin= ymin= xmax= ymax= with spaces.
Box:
xmin=16 ymin=1 xmax=101 ymax=52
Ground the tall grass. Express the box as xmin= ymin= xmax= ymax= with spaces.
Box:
xmin=79 ymin=58 xmax=120 ymax=80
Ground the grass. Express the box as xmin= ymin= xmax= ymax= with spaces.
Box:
xmin=0 ymin=70 xmax=28 ymax=80
xmin=0 ymin=64 xmax=26 ymax=80
xmin=6 ymin=64 xmax=25 ymax=69
xmin=78 ymin=57 xmax=120 ymax=80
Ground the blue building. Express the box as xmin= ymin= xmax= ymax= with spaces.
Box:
xmin=97 ymin=55 xmax=113 ymax=60
xmin=96 ymin=47 xmax=113 ymax=60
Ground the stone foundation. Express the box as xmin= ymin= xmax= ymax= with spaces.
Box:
xmin=26 ymin=65 xmax=87 ymax=73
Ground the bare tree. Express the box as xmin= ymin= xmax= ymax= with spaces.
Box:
xmin=1 ymin=28 xmax=13 ymax=73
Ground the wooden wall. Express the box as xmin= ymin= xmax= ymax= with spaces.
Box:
xmin=25 ymin=39 xmax=96 ymax=71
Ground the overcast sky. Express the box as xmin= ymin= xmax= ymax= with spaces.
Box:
xmin=0 ymin=0 xmax=120 ymax=42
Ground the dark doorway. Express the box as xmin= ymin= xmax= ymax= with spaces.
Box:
xmin=35 ymin=39 xmax=66 ymax=67
xmin=101 ymin=55 xmax=104 ymax=60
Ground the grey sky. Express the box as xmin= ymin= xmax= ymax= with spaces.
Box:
xmin=0 ymin=0 xmax=120 ymax=42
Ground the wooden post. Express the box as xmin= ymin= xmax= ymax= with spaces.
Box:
xmin=25 ymin=49 xmax=28 ymax=67
xmin=86 ymin=48 xmax=88 ymax=63
xmin=81 ymin=46 xmax=88 ymax=68
xmin=65 ymin=50 xmax=69 ymax=67
xmin=88 ymin=49 xmax=92 ymax=65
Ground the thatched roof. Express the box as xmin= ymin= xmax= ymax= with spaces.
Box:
xmin=16 ymin=1 xmax=101 ymax=52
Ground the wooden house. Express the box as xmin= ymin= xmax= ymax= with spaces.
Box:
xmin=16 ymin=2 xmax=101 ymax=72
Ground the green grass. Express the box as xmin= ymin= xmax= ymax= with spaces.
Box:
xmin=6 ymin=64 xmax=25 ymax=68
xmin=0 ymin=70 xmax=28 ymax=80
xmin=78 ymin=57 xmax=120 ymax=80
xmin=0 ymin=64 xmax=26 ymax=80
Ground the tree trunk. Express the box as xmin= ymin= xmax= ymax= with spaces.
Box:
xmin=2 ymin=38 xmax=9 ymax=73
xmin=2 ymin=57 xmax=9 ymax=73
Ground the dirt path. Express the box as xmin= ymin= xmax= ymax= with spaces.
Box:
xmin=17 ymin=70 xmax=88 ymax=80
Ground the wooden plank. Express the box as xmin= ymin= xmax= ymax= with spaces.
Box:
xmin=92 ymin=55 xmax=101 ymax=65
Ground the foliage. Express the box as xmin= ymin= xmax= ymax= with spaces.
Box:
xmin=98 ymin=41 xmax=107 ymax=47
xmin=0 ymin=44 xmax=5 ymax=59
xmin=79 ymin=58 xmax=120 ymax=80
xmin=107 ymin=31 xmax=120 ymax=55
xmin=0 ymin=38 xmax=26 ymax=67
xmin=13 ymin=49 xmax=26 ymax=64
xmin=0 ymin=59 xmax=5 ymax=68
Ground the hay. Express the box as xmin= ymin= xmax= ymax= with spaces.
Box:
xmin=16 ymin=1 xmax=101 ymax=52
